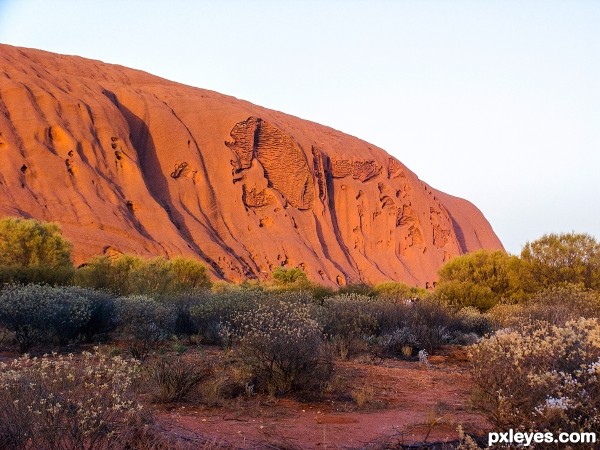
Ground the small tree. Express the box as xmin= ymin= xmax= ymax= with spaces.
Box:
xmin=436 ymin=249 xmax=526 ymax=309
xmin=0 ymin=217 xmax=73 ymax=284
xmin=521 ymin=232 xmax=600 ymax=291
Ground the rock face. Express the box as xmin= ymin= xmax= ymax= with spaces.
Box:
xmin=0 ymin=44 xmax=503 ymax=286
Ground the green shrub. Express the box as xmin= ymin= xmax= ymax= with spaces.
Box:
xmin=336 ymin=283 xmax=375 ymax=297
xmin=372 ymin=281 xmax=429 ymax=300
xmin=227 ymin=300 xmax=332 ymax=395
xmin=0 ymin=217 xmax=74 ymax=285
xmin=74 ymin=254 xmax=140 ymax=295
xmin=271 ymin=266 xmax=309 ymax=287
xmin=75 ymin=254 xmax=211 ymax=296
xmin=521 ymin=232 xmax=600 ymax=291
xmin=435 ymin=249 xmax=527 ymax=309
xmin=470 ymin=318 xmax=600 ymax=439
xmin=0 ymin=349 xmax=143 ymax=450
xmin=435 ymin=280 xmax=497 ymax=311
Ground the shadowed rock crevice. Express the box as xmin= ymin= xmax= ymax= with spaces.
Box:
xmin=113 ymin=96 xmax=226 ymax=277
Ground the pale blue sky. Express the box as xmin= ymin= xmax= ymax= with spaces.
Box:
xmin=1 ymin=0 xmax=599 ymax=254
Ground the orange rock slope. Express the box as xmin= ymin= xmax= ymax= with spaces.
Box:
xmin=0 ymin=44 xmax=503 ymax=287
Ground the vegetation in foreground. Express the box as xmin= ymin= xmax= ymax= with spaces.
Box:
xmin=0 ymin=216 xmax=599 ymax=448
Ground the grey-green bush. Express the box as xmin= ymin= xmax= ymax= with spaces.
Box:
xmin=319 ymin=294 xmax=381 ymax=358
xmin=0 ymin=284 xmax=114 ymax=352
xmin=189 ymin=289 xmax=263 ymax=345
xmin=115 ymin=295 xmax=176 ymax=359
xmin=227 ymin=300 xmax=332 ymax=395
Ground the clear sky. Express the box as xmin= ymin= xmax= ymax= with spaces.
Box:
xmin=1 ymin=0 xmax=598 ymax=254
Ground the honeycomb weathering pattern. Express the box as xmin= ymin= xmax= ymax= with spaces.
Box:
xmin=227 ymin=117 xmax=314 ymax=210
xmin=0 ymin=44 xmax=504 ymax=287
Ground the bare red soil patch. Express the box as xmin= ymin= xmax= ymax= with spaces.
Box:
xmin=154 ymin=347 xmax=489 ymax=449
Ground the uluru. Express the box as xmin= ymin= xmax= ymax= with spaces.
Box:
xmin=0 ymin=44 xmax=503 ymax=287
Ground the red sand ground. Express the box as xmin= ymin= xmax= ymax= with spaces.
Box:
xmin=154 ymin=349 xmax=490 ymax=449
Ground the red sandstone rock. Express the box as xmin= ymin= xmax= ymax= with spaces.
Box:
xmin=0 ymin=44 xmax=503 ymax=286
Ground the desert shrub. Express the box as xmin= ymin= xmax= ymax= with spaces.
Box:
xmin=380 ymin=300 xmax=472 ymax=355
xmin=0 ymin=284 xmax=56 ymax=352
xmin=373 ymin=281 xmax=431 ymax=300
xmin=486 ymin=303 xmax=526 ymax=329
xmin=336 ymin=283 xmax=375 ymax=297
xmin=319 ymin=294 xmax=380 ymax=358
xmin=270 ymin=289 xmax=317 ymax=306
xmin=470 ymin=318 xmax=600 ymax=437
xmin=521 ymin=232 xmax=600 ymax=291
xmin=189 ymin=290 xmax=262 ymax=345
xmin=0 ymin=284 xmax=115 ymax=351
xmin=115 ymin=295 xmax=176 ymax=359
xmin=76 ymin=288 xmax=117 ymax=342
xmin=227 ymin=300 xmax=332 ymax=395
xmin=158 ymin=293 xmax=204 ymax=343
xmin=172 ymin=303 xmax=199 ymax=343
xmin=0 ymin=217 xmax=74 ymax=285
xmin=488 ymin=285 xmax=600 ymax=330
xmin=271 ymin=266 xmax=309 ymax=288
xmin=372 ymin=281 xmax=429 ymax=300
xmin=0 ymin=349 xmax=143 ymax=450
xmin=381 ymin=326 xmax=420 ymax=356
xmin=147 ymin=356 xmax=211 ymax=403
xmin=435 ymin=280 xmax=497 ymax=311
xmin=405 ymin=300 xmax=458 ymax=350
xmin=519 ymin=285 xmax=600 ymax=326
xmin=453 ymin=306 xmax=491 ymax=336
xmin=75 ymin=254 xmax=211 ymax=296
xmin=436 ymin=249 xmax=527 ymax=309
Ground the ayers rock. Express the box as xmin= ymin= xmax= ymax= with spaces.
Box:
xmin=0 ymin=44 xmax=503 ymax=287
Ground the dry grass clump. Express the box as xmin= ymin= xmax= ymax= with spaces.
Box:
xmin=0 ymin=349 xmax=144 ymax=449
xmin=147 ymin=356 xmax=211 ymax=403
xmin=470 ymin=317 xmax=600 ymax=437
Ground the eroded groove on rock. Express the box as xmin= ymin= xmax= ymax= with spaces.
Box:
xmin=0 ymin=44 xmax=504 ymax=286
